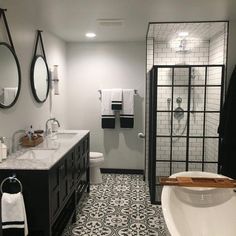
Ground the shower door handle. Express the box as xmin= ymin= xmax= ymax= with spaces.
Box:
xmin=138 ymin=133 xmax=145 ymax=139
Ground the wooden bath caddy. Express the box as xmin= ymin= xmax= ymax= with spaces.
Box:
xmin=20 ymin=135 xmax=43 ymax=147
xmin=159 ymin=177 xmax=236 ymax=188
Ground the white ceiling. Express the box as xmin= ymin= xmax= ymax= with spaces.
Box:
xmin=148 ymin=22 xmax=227 ymax=41
xmin=3 ymin=0 xmax=236 ymax=42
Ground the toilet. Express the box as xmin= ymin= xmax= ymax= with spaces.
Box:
xmin=89 ymin=152 xmax=104 ymax=184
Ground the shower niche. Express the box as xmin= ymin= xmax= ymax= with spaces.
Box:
xmin=145 ymin=21 xmax=228 ymax=203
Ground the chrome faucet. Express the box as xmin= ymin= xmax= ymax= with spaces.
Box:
xmin=0 ymin=136 xmax=6 ymax=143
xmin=45 ymin=118 xmax=60 ymax=135
xmin=11 ymin=129 xmax=26 ymax=153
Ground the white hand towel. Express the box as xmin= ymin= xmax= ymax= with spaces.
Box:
xmin=1 ymin=192 xmax=28 ymax=236
xmin=120 ymin=89 xmax=135 ymax=128
xmin=101 ymin=89 xmax=115 ymax=128
xmin=111 ymin=88 xmax=123 ymax=110
xmin=3 ymin=87 xmax=17 ymax=105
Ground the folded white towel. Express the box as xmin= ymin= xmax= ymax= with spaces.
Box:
xmin=111 ymin=88 xmax=123 ymax=110
xmin=3 ymin=87 xmax=17 ymax=105
xmin=120 ymin=89 xmax=135 ymax=128
xmin=101 ymin=89 xmax=115 ymax=129
xmin=1 ymin=192 xmax=28 ymax=236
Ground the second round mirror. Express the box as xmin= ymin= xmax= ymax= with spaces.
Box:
xmin=31 ymin=55 xmax=49 ymax=102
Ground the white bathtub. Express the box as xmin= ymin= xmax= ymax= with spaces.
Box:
xmin=161 ymin=171 xmax=236 ymax=236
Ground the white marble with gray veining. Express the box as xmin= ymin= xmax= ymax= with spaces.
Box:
xmin=0 ymin=130 xmax=89 ymax=170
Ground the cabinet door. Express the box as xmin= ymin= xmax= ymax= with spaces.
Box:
xmin=67 ymin=150 xmax=75 ymax=191
xmin=59 ymin=159 xmax=68 ymax=205
xmin=75 ymin=144 xmax=82 ymax=180
xmin=50 ymin=164 xmax=60 ymax=218
xmin=84 ymin=135 xmax=90 ymax=170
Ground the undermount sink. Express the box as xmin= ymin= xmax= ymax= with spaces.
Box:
xmin=17 ymin=149 xmax=56 ymax=160
xmin=53 ymin=132 xmax=77 ymax=139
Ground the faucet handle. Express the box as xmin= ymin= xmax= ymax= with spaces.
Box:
xmin=0 ymin=136 xmax=6 ymax=143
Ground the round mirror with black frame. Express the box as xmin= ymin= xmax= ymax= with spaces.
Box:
xmin=30 ymin=30 xmax=50 ymax=103
xmin=0 ymin=9 xmax=21 ymax=109
xmin=30 ymin=55 xmax=49 ymax=103
xmin=0 ymin=42 xmax=21 ymax=108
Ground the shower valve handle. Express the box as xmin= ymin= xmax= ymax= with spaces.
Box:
xmin=138 ymin=133 xmax=145 ymax=139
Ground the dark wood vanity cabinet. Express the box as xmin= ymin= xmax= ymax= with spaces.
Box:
xmin=0 ymin=133 xmax=90 ymax=236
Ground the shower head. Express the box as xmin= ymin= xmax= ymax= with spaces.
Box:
xmin=176 ymin=39 xmax=191 ymax=53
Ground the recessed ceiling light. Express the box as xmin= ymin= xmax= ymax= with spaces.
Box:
xmin=178 ymin=32 xmax=189 ymax=37
xmin=86 ymin=32 xmax=96 ymax=38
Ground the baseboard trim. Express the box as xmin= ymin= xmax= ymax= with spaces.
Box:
xmin=101 ymin=168 xmax=144 ymax=175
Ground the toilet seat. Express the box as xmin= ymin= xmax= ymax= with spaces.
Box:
xmin=90 ymin=152 xmax=103 ymax=159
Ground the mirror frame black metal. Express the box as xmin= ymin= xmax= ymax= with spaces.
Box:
xmin=0 ymin=9 xmax=21 ymax=109
xmin=30 ymin=55 xmax=50 ymax=103
xmin=30 ymin=30 xmax=50 ymax=103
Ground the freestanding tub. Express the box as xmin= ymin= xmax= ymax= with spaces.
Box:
xmin=161 ymin=171 xmax=236 ymax=236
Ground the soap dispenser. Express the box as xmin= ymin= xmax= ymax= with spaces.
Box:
xmin=0 ymin=137 xmax=7 ymax=160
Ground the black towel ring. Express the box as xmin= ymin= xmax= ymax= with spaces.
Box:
xmin=0 ymin=176 xmax=23 ymax=194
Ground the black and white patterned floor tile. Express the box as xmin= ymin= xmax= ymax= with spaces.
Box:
xmin=62 ymin=174 xmax=167 ymax=236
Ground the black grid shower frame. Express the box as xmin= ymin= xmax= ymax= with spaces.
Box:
xmin=153 ymin=64 xmax=224 ymax=203
xmin=148 ymin=67 xmax=157 ymax=204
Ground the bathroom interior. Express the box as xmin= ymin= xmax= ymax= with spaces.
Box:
xmin=0 ymin=1 xmax=236 ymax=236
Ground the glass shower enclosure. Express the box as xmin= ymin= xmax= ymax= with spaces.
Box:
xmin=147 ymin=65 xmax=224 ymax=203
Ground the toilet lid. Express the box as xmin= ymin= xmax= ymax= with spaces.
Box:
xmin=90 ymin=152 xmax=103 ymax=159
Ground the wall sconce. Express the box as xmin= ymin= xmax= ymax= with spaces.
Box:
xmin=50 ymin=65 xmax=59 ymax=95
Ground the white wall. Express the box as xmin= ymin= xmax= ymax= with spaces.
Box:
xmin=0 ymin=0 xmax=67 ymax=149
xmin=66 ymin=42 xmax=145 ymax=169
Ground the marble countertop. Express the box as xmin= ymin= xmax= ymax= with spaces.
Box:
xmin=0 ymin=130 xmax=89 ymax=170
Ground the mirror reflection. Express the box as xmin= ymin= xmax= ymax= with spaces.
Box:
xmin=0 ymin=43 xmax=19 ymax=107
xmin=31 ymin=56 xmax=49 ymax=102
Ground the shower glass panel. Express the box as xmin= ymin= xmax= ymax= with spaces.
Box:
xmin=148 ymin=65 xmax=224 ymax=203
xmin=172 ymin=162 xmax=186 ymax=174
xmin=156 ymin=137 xmax=170 ymax=160
xmin=189 ymin=138 xmax=203 ymax=162
xmin=189 ymin=113 xmax=204 ymax=136
xmin=205 ymin=138 xmax=219 ymax=162
xmin=156 ymin=112 xmax=170 ymax=136
xmin=191 ymin=67 xmax=206 ymax=86
xmin=172 ymin=138 xmax=187 ymax=161
xmin=189 ymin=163 xmax=202 ymax=171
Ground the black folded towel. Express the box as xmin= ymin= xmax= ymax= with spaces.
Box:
xmin=102 ymin=115 xmax=115 ymax=129
xmin=218 ymin=66 xmax=236 ymax=178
